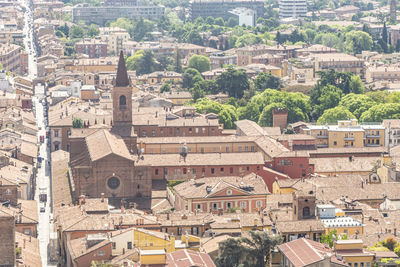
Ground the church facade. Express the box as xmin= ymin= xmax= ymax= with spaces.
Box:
xmin=69 ymin=52 xmax=151 ymax=200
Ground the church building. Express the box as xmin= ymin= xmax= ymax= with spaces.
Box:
xmin=69 ymin=52 xmax=152 ymax=200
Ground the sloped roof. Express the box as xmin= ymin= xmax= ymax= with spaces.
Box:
xmin=85 ymin=129 xmax=133 ymax=162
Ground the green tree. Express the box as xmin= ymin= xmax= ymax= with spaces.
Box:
xmin=187 ymin=30 xmax=203 ymax=45
xmin=160 ymin=83 xmax=171 ymax=93
xmin=216 ymin=67 xmax=249 ymax=98
xmin=344 ymin=30 xmax=373 ymax=54
xmin=348 ymin=75 xmax=365 ymax=94
xmin=339 ymin=93 xmax=376 ymax=118
xmin=194 ymin=98 xmax=223 ymax=114
xmin=321 ymin=230 xmax=348 ymax=248
xmin=188 ymin=55 xmax=211 ymax=73
xmin=182 ymin=68 xmax=203 ymax=88
xmin=218 ymin=105 xmax=238 ymax=129
xmin=254 ymin=72 xmax=281 ymax=91
xmin=238 ymin=102 xmax=260 ymax=122
xmin=215 ymin=17 xmax=225 ymax=26
xmin=72 ymin=118 xmax=83 ymax=128
xmin=315 ymin=85 xmax=343 ymax=116
xmin=69 ymin=25 xmax=84 ymax=39
xmin=190 ymin=83 xmax=205 ymax=101
xmin=215 ymin=238 xmax=246 ymax=267
xmin=382 ymin=237 xmax=397 ymax=251
xmin=86 ymin=24 xmax=99 ymax=37
xmin=174 ymin=49 xmax=183 ymax=73
xmin=360 ymin=103 xmax=400 ymax=122
xmin=241 ymin=231 xmax=283 ymax=267
xmin=126 ymin=50 xmax=144 ymax=71
xmin=317 ymin=106 xmax=355 ymax=125
xmin=135 ymin=50 xmax=156 ymax=75
xmin=216 ymin=231 xmax=282 ymax=267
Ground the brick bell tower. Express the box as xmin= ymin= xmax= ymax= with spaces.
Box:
xmin=111 ymin=51 xmax=137 ymax=153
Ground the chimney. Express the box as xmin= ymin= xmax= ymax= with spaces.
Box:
xmin=254 ymin=219 xmax=258 ymax=226
xmin=23 ymin=239 xmax=26 ymax=249
xmin=101 ymin=193 xmax=105 ymax=202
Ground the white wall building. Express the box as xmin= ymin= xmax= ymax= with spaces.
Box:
xmin=279 ymin=0 xmax=307 ymax=19
xmin=229 ymin=8 xmax=257 ymax=27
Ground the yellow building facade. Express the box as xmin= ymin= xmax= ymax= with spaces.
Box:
xmin=333 ymin=240 xmax=374 ymax=267
xmin=303 ymin=119 xmax=385 ymax=148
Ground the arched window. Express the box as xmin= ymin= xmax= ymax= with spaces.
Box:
xmin=303 ymin=207 xmax=310 ymax=218
xmin=119 ymin=95 xmax=126 ymax=109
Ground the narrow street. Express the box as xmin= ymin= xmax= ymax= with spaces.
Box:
xmin=20 ymin=0 xmax=55 ymax=265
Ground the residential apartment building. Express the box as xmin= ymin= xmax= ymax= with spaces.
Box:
xmin=63 ymin=57 xmax=118 ymax=73
xmin=365 ymin=66 xmax=400 ymax=83
xmin=279 ymin=0 xmax=307 ymax=19
xmin=72 ymin=4 xmax=165 ymax=25
xmin=383 ymin=119 xmax=400 ymax=147
xmin=189 ymin=0 xmax=265 ymax=20
xmin=210 ymin=53 xmax=237 ymax=69
xmin=172 ymin=174 xmax=269 ymax=213
xmin=303 ymin=119 xmax=385 ymax=148
xmin=312 ymin=53 xmax=365 ymax=77
xmin=0 ymin=43 xmax=22 ymax=74
xmin=278 ymin=238 xmax=348 ymax=267
xmin=75 ymin=38 xmax=108 ymax=58
xmin=99 ymin=27 xmax=130 ymax=56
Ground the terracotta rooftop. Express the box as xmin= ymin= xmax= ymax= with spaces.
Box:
xmin=166 ymin=249 xmax=216 ymax=267
xmin=51 ymin=150 xmax=73 ymax=209
xmin=136 ymin=152 xmax=264 ymax=167
xmin=173 ymin=173 xmax=269 ymax=199
xmin=278 ymin=238 xmax=347 ymax=267
xmin=15 ymin=232 xmax=42 ymax=267
xmin=85 ymin=129 xmax=133 ymax=162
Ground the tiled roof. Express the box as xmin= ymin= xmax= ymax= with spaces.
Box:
xmin=173 ymin=173 xmax=269 ymax=199
xmin=136 ymin=152 xmax=264 ymax=167
xmin=85 ymin=129 xmax=133 ymax=162
xmin=278 ymin=238 xmax=347 ymax=267
xmin=51 ymin=150 xmax=73 ymax=208
xmin=166 ymin=249 xmax=216 ymax=267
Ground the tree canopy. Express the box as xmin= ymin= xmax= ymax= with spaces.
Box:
xmin=188 ymin=55 xmax=211 ymax=73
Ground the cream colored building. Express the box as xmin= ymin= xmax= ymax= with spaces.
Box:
xmin=99 ymin=27 xmax=130 ymax=56
xmin=365 ymin=66 xmax=400 ymax=83
xmin=0 ymin=43 xmax=22 ymax=73
xmin=303 ymin=119 xmax=385 ymax=148
xmin=312 ymin=53 xmax=364 ymax=77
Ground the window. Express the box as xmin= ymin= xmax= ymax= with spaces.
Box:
xmin=256 ymin=200 xmax=262 ymax=208
xmin=195 ymin=128 xmax=199 ymax=133
xmin=213 ymin=203 xmax=218 ymax=210
xmin=376 ymin=139 xmax=380 ymax=144
xmin=279 ymin=159 xmax=293 ymax=166
xmin=142 ymin=131 xmax=147 ymax=137
xmin=245 ymin=146 xmax=248 ymax=152
xmin=155 ymin=169 xmax=159 ymax=175
xmin=183 ymin=168 xmax=187 ymax=174
xmin=226 ymin=190 xmax=232 ymax=195
xmin=240 ymin=201 xmax=247 ymax=208
xmin=211 ymin=168 xmax=215 ymax=174
xmin=226 ymin=147 xmax=229 ymax=152
xmin=54 ymin=130 xmax=59 ymax=137
xmin=251 ymin=146 xmax=255 ymax=152
xmin=5 ymin=189 xmax=11 ymax=195
xmin=213 ymin=147 xmax=216 ymax=152
xmin=366 ymin=263 xmax=370 ymax=267
xmin=112 ymin=242 xmax=116 ymax=249
xmin=333 ymin=141 xmax=337 ymax=146
xmin=119 ymin=95 xmax=127 ymax=109
xmin=152 ymin=130 xmax=155 ymax=137
xmin=202 ymin=168 xmax=205 ymax=174
xmin=127 ymin=242 xmax=132 ymax=249
xmin=107 ymin=177 xmax=120 ymax=189
xmin=196 ymin=204 xmax=201 ymax=210
xmin=67 ymin=130 xmax=71 ymax=136
xmin=238 ymin=146 xmax=242 ymax=152
xmin=97 ymin=251 xmax=105 ymax=256
xmin=220 ymin=167 xmax=224 ymax=173
xmin=303 ymin=207 xmax=310 ymax=218
xmin=54 ymin=143 xmax=59 ymax=151
xmin=360 ymin=263 xmax=364 ymax=267
xmin=246 ymin=166 xmax=250 ymax=171
xmin=354 ymin=263 xmax=358 ymax=267
xmin=201 ymin=148 xmax=204 ymax=153
xmin=230 ymin=167 xmax=233 ymax=174
xmin=227 ymin=202 xmax=232 ymax=209
xmin=202 ymin=127 xmax=206 ymax=133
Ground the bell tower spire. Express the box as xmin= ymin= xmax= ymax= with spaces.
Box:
xmin=113 ymin=51 xmax=132 ymax=126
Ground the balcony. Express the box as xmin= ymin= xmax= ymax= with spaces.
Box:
xmin=366 ymin=144 xmax=381 ymax=147
xmin=316 ymin=134 xmax=328 ymax=139
xmin=317 ymin=144 xmax=328 ymax=148
xmin=344 ymin=137 xmax=355 ymax=141
xmin=365 ymin=134 xmax=380 ymax=138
